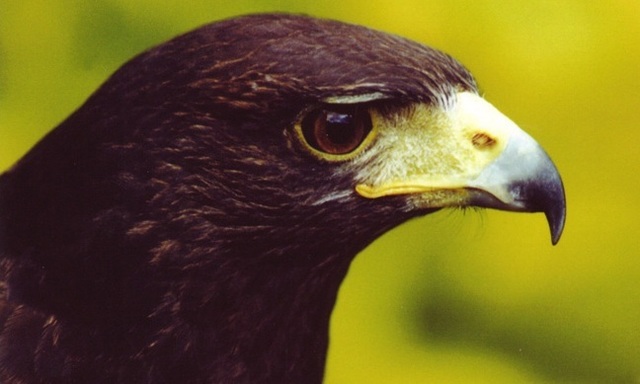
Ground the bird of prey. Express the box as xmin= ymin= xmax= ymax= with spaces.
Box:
xmin=0 ymin=13 xmax=565 ymax=384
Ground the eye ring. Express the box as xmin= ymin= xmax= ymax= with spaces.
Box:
xmin=295 ymin=104 xmax=375 ymax=161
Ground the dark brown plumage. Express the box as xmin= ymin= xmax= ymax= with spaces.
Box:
xmin=0 ymin=14 xmax=564 ymax=383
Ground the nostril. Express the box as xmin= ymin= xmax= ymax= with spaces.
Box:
xmin=471 ymin=132 xmax=497 ymax=149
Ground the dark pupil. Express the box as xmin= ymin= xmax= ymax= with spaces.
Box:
xmin=324 ymin=111 xmax=355 ymax=146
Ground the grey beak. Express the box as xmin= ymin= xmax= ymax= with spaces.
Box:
xmin=468 ymin=131 xmax=566 ymax=245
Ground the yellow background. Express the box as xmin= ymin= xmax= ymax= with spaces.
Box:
xmin=1 ymin=1 xmax=639 ymax=383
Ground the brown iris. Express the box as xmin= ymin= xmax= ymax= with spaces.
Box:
xmin=300 ymin=105 xmax=372 ymax=155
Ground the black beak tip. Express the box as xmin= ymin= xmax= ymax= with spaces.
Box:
xmin=516 ymin=167 xmax=566 ymax=246
xmin=542 ymin=179 xmax=566 ymax=246
xmin=547 ymin=205 xmax=566 ymax=246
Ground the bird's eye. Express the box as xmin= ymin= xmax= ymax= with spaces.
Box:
xmin=297 ymin=105 xmax=373 ymax=159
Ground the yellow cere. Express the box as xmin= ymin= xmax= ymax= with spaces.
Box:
xmin=353 ymin=91 xmax=514 ymax=207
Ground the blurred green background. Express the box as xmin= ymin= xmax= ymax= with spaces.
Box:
xmin=1 ymin=1 xmax=639 ymax=383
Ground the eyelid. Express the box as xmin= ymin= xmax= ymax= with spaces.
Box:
xmin=321 ymin=92 xmax=389 ymax=104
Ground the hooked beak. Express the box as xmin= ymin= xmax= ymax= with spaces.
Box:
xmin=466 ymin=129 xmax=566 ymax=244
xmin=355 ymin=92 xmax=566 ymax=244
